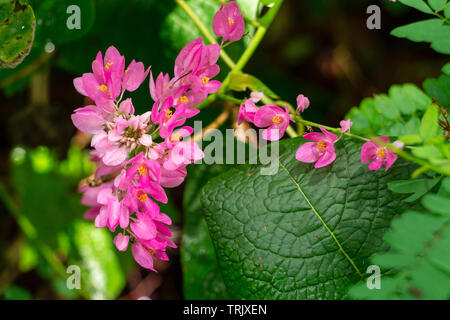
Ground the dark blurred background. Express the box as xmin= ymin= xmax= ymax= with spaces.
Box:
xmin=0 ymin=0 xmax=446 ymax=299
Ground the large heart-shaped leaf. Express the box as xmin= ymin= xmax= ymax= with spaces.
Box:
xmin=201 ymin=137 xmax=414 ymax=299
xmin=182 ymin=164 xmax=230 ymax=299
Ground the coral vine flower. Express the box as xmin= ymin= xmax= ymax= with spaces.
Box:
xmin=296 ymin=94 xmax=310 ymax=112
xmin=213 ymin=1 xmax=245 ymax=43
xmin=361 ymin=136 xmax=398 ymax=171
xmin=238 ymin=99 xmax=258 ymax=125
xmin=296 ymin=127 xmax=338 ymax=168
xmin=340 ymin=119 xmax=352 ymax=133
xmin=254 ymin=105 xmax=293 ymax=141
xmin=74 ymin=32 xmax=216 ymax=271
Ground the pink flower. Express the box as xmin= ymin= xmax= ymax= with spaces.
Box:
xmin=174 ymin=37 xmax=220 ymax=79
xmin=164 ymin=141 xmax=204 ymax=170
xmin=392 ymin=140 xmax=404 ymax=150
xmin=254 ymin=105 xmax=293 ymax=141
xmin=71 ymin=105 xmax=106 ymax=134
xmin=296 ymin=94 xmax=310 ymax=112
xmin=238 ymin=99 xmax=258 ymax=125
xmin=213 ymin=1 xmax=245 ymax=43
xmin=164 ymin=126 xmax=194 ymax=149
xmin=340 ymin=119 xmax=352 ymax=133
xmin=122 ymin=60 xmax=150 ymax=92
xmin=114 ymin=233 xmax=129 ymax=251
xmin=296 ymin=127 xmax=338 ymax=168
xmin=74 ymin=47 xmax=125 ymax=111
xmin=361 ymin=136 xmax=398 ymax=171
xmin=250 ymin=91 xmax=264 ymax=103
xmin=149 ymin=72 xmax=171 ymax=102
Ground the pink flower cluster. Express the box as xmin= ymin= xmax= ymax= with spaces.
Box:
xmin=72 ymin=37 xmax=223 ymax=270
xmin=295 ymin=126 xmax=399 ymax=171
xmin=238 ymin=99 xmax=294 ymax=141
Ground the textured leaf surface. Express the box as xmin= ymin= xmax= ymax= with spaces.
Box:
xmin=201 ymin=137 xmax=414 ymax=299
xmin=0 ymin=0 xmax=35 ymax=68
xmin=182 ymin=164 xmax=230 ymax=299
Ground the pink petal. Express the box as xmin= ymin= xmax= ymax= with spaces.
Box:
xmin=131 ymin=242 xmax=156 ymax=271
xmin=130 ymin=213 xmax=157 ymax=240
xmin=296 ymin=142 xmax=320 ymax=163
xmin=361 ymin=141 xmax=378 ymax=164
xmin=368 ymin=159 xmax=383 ymax=171
xmin=315 ymin=149 xmax=336 ymax=168
xmin=114 ymin=233 xmax=129 ymax=251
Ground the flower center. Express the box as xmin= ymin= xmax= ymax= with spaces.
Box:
xmin=137 ymin=191 xmax=148 ymax=202
xmin=105 ymin=62 xmax=112 ymax=70
xmin=272 ymin=116 xmax=281 ymax=124
xmin=98 ymin=84 xmax=108 ymax=93
xmin=201 ymin=76 xmax=210 ymax=85
xmin=148 ymin=249 xmax=156 ymax=255
xmin=228 ymin=17 xmax=234 ymax=27
xmin=138 ymin=166 xmax=147 ymax=176
xmin=179 ymin=96 xmax=189 ymax=104
xmin=171 ymin=133 xmax=182 ymax=142
xmin=376 ymin=148 xmax=386 ymax=157
xmin=317 ymin=141 xmax=327 ymax=150
xmin=165 ymin=109 xmax=173 ymax=121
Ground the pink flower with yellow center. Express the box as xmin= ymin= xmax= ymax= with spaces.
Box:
xmin=212 ymin=1 xmax=245 ymax=43
xmin=253 ymin=105 xmax=293 ymax=141
xmin=296 ymin=127 xmax=338 ymax=168
xmin=361 ymin=136 xmax=398 ymax=171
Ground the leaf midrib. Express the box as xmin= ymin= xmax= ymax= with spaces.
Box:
xmin=278 ymin=161 xmax=365 ymax=280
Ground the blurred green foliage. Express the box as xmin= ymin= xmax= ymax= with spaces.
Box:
xmin=1 ymin=145 xmax=133 ymax=299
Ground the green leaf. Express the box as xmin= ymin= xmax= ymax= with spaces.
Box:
xmin=443 ymin=63 xmax=450 ymax=75
xmin=445 ymin=3 xmax=450 ymax=18
xmin=398 ymin=0 xmax=433 ymax=13
xmin=346 ymin=83 xmax=431 ymax=137
xmin=388 ymin=177 xmax=441 ymax=202
xmin=33 ymin=0 xmax=95 ymax=45
xmin=229 ymin=72 xmax=280 ymax=99
xmin=419 ymin=103 xmax=440 ymax=140
xmin=182 ymin=164 xmax=230 ymax=299
xmin=201 ymin=137 xmax=414 ymax=299
xmin=162 ymin=0 xmax=256 ymax=65
xmin=3 ymin=285 xmax=32 ymax=300
xmin=423 ymin=74 xmax=450 ymax=107
xmin=391 ymin=19 xmax=450 ymax=55
xmin=350 ymin=189 xmax=450 ymax=299
xmin=19 ymin=241 xmax=39 ymax=272
xmin=70 ymin=220 xmax=126 ymax=300
xmin=428 ymin=0 xmax=447 ymax=11
xmin=0 ymin=0 xmax=35 ymax=68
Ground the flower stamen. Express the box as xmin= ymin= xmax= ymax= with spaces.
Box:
xmin=317 ymin=141 xmax=327 ymax=150
xmin=272 ymin=116 xmax=281 ymax=124
xmin=376 ymin=148 xmax=386 ymax=157
xmin=138 ymin=166 xmax=147 ymax=176
xmin=98 ymin=84 xmax=108 ymax=93
xmin=137 ymin=191 xmax=148 ymax=202
xmin=201 ymin=76 xmax=210 ymax=85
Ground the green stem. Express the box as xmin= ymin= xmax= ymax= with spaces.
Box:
xmin=175 ymin=0 xmax=236 ymax=69
xmin=294 ymin=116 xmax=450 ymax=176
